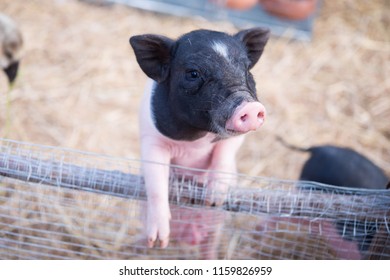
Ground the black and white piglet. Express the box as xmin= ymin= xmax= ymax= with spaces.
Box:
xmin=279 ymin=137 xmax=389 ymax=258
xmin=130 ymin=28 xmax=270 ymax=253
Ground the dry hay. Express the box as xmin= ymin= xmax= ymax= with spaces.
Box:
xmin=0 ymin=0 xmax=389 ymax=259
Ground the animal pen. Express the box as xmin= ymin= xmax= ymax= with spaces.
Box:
xmin=1 ymin=0 xmax=389 ymax=261
xmin=0 ymin=138 xmax=389 ymax=260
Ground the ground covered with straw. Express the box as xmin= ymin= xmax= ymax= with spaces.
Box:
xmin=1 ymin=0 xmax=389 ymax=180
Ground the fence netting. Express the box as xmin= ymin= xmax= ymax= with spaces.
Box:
xmin=0 ymin=138 xmax=389 ymax=259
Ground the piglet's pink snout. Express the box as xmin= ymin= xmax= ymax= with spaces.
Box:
xmin=226 ymin=101 xmax=266 ymax=133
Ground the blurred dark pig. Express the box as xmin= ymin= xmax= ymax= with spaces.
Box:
xmin=130 ymin=28 xmax=270 ymax=256
xmin=277 ymin=137 xmax=388 ymax=190
xmin=0 ymin=13 xmax=23 ymax=85
xmin=278 ymin=137 xmax=389 ymax=258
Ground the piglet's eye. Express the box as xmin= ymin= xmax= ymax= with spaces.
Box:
xmin=185 ymin=70 xmax=200 ymax=81
xmin=4 ymin=51 xmax=13 ymax=60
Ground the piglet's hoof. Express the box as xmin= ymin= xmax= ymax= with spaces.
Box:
xmin=204 ymin=182 xmax=229 ymax=207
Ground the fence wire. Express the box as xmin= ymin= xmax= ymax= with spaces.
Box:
xmin=0 ymin=138 xmax=389 ymax=259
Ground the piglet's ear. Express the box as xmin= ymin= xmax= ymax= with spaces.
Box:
xmin=130 ymin=34 xmax=174 ymax=83
xmin=234 ymin=27 xmax=270 ymax=69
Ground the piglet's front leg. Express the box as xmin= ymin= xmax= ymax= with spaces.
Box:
xmin=205 ymin=135 xmax=245 ymax=206
xmin=141 ymin=141 xmax=171 ymax=248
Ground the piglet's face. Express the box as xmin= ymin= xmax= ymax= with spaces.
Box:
xmin=130 ymin=28 xmax=270 ymax=140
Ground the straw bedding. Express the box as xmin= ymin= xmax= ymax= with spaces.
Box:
xmin=0 ymin=0 xmax=389 ymax=259
xmin=1 ymin=0 xmax=389 ymax=179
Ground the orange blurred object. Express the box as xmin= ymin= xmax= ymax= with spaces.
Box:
xmin=224 ymin=0 xmax=258 ymax=10
xmin=259 ymin=0 xmax=317 ymax=20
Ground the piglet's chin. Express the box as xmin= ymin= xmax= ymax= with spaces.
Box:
xmin=212 ymin=129 xmax=252 ymax=143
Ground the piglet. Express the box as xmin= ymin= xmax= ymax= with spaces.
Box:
xmin=130 ymin=28 xmax=270 ymax=255
xmin=0 ymin=13 xmax=23 ymax=84
xmin=277 ymin=137 xmax=388 ymax=190
xmin=278 ymin=137 xmax=389 ymax=258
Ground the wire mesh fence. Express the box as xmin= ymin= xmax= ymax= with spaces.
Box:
xmin=0 ymin=138 xmax=389 ymax=259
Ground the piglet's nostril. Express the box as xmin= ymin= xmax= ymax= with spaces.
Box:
xmin=257 ymin=111 xmax=265 ymax=120
xmin=240 ymin=114 xmax=248 ymax=122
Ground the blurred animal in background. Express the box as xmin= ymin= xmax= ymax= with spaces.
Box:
xmin=277 ymin=136 xmax=388 ymax=189
xmin=278 ymin=136 xmax=389 ymax=258
xmin=0 ymin=13 xmax=23 ymax=86
xmin=285 ymin=142 xmax=387 ymax=191
xmin=130 ymin=27 xmax=270 ymax=258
